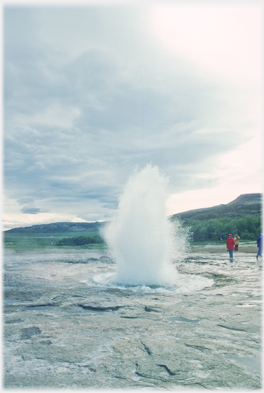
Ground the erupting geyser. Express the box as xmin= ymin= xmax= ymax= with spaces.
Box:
xmin=103 ymin=164 xmax=178 ymax=286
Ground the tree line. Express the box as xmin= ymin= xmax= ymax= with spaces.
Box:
xmin=55 ymin=214 xmax=261 ymax=246
xmin=56 ymin=235 xmax=105 ymax=246
xmin=187 ymin=215 xmax=261 ymax=242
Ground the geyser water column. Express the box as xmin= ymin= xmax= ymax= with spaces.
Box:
xmin=103 ymin=164 xmax=178 ymax=286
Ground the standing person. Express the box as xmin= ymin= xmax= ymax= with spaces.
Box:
xmin=256 ymin=234 xmax=262 ymax=260
xmin=234 ymin=234 xmax=240 ymax=251
xmin=226 ymin=234 xmax=235 ymax=259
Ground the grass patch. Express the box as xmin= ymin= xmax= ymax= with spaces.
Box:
xmin=3 ymin=231 xmax=107 ymax=251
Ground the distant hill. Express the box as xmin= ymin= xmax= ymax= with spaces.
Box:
xmin=5 ymin=221 xmax=106 ymax=234
xmin=170 ymin=193 xmax=262 ymax=223
xmin=170 ymin=193 xmax=262 ymax=242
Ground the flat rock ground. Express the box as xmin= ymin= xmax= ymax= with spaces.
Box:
xmin=3 ymin=248 xmax=262 ymax=389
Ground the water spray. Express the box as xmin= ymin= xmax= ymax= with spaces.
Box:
xmin=103 ymin=164 xmax=178 ymax=285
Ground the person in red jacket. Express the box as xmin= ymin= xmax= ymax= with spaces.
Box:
xmin=226 ymin=234 xmax=235 ymax=259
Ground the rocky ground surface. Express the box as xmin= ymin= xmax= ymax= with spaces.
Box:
xmin=3 ymin=248 xmax=262 ymax=389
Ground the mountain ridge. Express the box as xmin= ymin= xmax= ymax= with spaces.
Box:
xmin=170 ymin=193 xmax=261 ymax=223
xmin=4 ymin=221 xmax=105 ymax=234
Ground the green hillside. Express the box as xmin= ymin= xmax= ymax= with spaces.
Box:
xmin=5 ymin=221 xmax=105 ymax=234
xmin=171 ymin=193 xmax=261 ymax=222
xmin=170 ymin=193 xmax=262 ymax=242
xmin=4 ymin=222 xmax=107 ymax=250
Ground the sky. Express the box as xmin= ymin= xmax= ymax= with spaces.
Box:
xmin=3 ymin=0 xmax=263 ymax=230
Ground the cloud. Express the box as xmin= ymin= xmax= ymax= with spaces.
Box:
xmin=21 ymin=207 xmax=41 ymax=214
xmin=3 ymin=4 xmax=262 ymax=229
xmin=148 ymin=4 xmax=262 ymax=85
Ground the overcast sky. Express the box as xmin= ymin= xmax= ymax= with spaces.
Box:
xmin=3 ymin=1 xmax=263 ymax=230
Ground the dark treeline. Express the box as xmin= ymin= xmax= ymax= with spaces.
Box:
xmin=56 ymin=235 xmax=105 ymax=246
xmin=188 ymin=215 xmax=261 ymax=242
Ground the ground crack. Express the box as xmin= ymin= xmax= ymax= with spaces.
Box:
xmin=217 ymin=324 xmax=246 ymax=332
xmin=185 ymin=343 xmax=210 ymax=352
xmin=82 ymin=365 xmax=97 ymax=372
xmin=141 ymin=341 xmax=152 ymax=355
xmin=157 ymin=364 xmax=176 ymax=376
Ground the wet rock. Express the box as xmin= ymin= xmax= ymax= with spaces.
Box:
xmin=21 ymin=327 xmax=41 ymax=339
xmin=144 ymin=306 xmax=160 ymax=313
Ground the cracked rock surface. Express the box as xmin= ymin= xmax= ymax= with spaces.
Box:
xmin=4 ymin=249 xmax=262 ymax=389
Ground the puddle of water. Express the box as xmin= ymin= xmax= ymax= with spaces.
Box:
xmin=224 ymin=353 xmax=261 ymax=374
